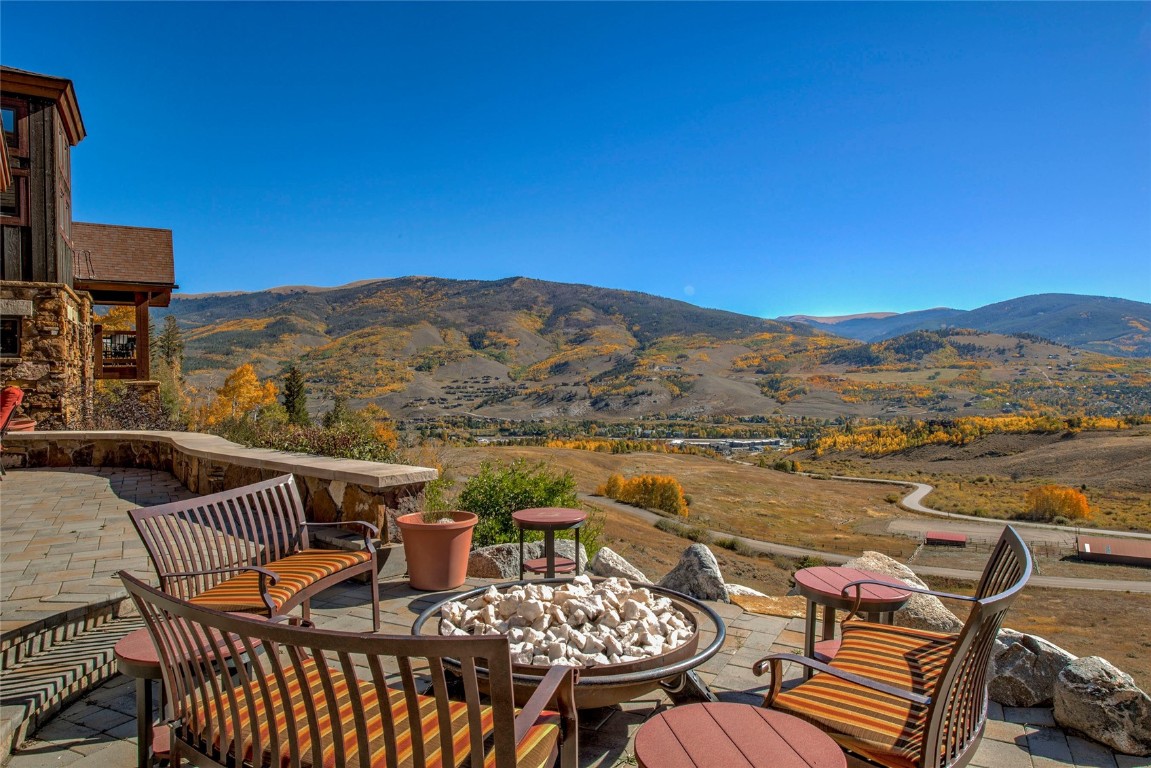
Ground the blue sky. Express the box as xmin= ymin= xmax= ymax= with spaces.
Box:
xmin=3 ymin=2 xmax=1149 ymax=317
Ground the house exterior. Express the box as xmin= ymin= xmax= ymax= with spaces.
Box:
xmin=0 ymin=66 xmax=177 ymax=427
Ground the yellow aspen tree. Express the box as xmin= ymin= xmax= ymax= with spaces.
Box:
xmin=95 ymin=305 xmax=136 ymax=330
xmin=1024 ymin=485 xmax=1091 ymax=521
xmin=204 ymin=364 xmax=277 ymax=425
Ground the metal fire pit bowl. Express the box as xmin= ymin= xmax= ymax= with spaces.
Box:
xmin=412 ymin=578 xmax=727 ymax=709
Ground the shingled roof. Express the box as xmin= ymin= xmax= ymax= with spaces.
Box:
xmin=73 ymin=222 xmax=176 ymax=287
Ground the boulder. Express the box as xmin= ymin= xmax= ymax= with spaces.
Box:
xmin=989 ymin=629 xmax=1077 ymax=706
xmin=658 ymin=544 xmax=729 ymax=602
xmin=467 ymin=543 xmax=523 ymax=579
xmin=843 ymin=551 xmax=962 ymax=633
xmin=726 ymin=584 xmax=767 ymax=598
xmin=589 ymin=547 xmax=649 ymax=583
xmin=467 ymin=540 xmax=590 ymax=580
xmin=1054 ymin=656 xmax=1151 ymax=756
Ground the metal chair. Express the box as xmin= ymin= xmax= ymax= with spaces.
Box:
xmin=753 ymin=526 xmax=1032 ymax=768
xmin=0 ymin=385 xmax=24 ymax=476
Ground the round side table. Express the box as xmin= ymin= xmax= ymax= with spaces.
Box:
xmin=511 ymin=507 xmax=587 ymax=579
xmin=114 ymin=627 xmax=169 ymax=768
xmin=634 ymin=702 xmax=846 ymax=768
xmin=793 ymin=566 xmax=910 ymax=677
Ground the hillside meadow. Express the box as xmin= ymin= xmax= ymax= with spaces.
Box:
xmin=435 ymin=444 xmax=1151 ymax=688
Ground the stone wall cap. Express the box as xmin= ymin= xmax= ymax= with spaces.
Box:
xmin=8 ymin=430 xmax=438 ymax=488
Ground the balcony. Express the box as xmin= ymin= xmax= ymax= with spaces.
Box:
xmin=94 ymin=325 xmax=140 ymax=380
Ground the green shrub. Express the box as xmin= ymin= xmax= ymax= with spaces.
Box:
xmin=211 ymin=418 xmax=397 ymax=463
xmin=715 ymin=536 xmax=758 ymax=557
xmin=654 ymin=518 xmax=711 ymax=544
xmin=457 ymin=459 xmax=578 ymax=547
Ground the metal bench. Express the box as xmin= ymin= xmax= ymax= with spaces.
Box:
xmin=119 ymin=571 xmax=578 ymax=768
xmin=129 ymin=474 xmax=382 ymax=631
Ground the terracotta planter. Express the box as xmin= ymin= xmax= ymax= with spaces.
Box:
xmin=395 ymin=511 xmax=478 ymax=591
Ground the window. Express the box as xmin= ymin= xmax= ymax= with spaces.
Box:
xmin=1 ymin=99 xmax=27 ymax=156
xmin=1 ymin=107 xmax=16 ymax=150
xmin=0 ymin=317 xmax=20 ymax=357
xmin=1 ymin=98 xmax=29 ymax=226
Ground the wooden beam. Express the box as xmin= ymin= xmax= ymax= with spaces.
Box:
xmin=134 ymin=293 xmax=151 ymax=381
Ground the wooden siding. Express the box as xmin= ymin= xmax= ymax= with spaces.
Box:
xmin=1 ymin=95 xmax=71 ymax=285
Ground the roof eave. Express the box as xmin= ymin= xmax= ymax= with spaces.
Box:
xmin=0 ymin=67 xmax=87 ymax=145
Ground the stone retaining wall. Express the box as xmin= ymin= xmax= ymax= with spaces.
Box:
xmin=3 ymin=430 xmax=437 ymax=539
xmin=0 ymin=281 xmax=94 ymax=428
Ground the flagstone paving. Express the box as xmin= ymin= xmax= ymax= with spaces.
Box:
xmin=1 ymin=467 xmax=1146 ymax=767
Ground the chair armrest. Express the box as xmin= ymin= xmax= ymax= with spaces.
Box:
xmin=840 ymin=578 xmax=976 ymax=622
xmin=265 ymin=614 xmax=315 ymax=628
xmin=513 ymin=665 xmax=578 ymax=747
xmin=164 ymin=564 xmax=281 ymax=583
xmin=299 ymin=521 xmax=379 ymax=553
xmin=752 ymin=653 xmax=931 ymax=708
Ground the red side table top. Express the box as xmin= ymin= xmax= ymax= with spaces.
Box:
xmin=512 ymin=507 xmax=587 ymax=530
xmin=634 ymin=702 xmax=846 ymax=768
xmin=114 ymin=627 xmax=161 ymax=678
xmin=794 ymin=567 xmax=911 ymax=613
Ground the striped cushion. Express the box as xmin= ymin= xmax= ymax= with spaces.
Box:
xmin=188 ymin=658 xmax=560 ymax=768
xmin=770 ymin=621 xmax=956 ymax=768
xmin=189 ymin=549 xmax=372 ymax=613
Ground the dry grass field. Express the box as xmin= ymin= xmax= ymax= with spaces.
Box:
xmin=437 ymin=444 xmax=1151 ymax=689
xmin=441 ymin=445 xmax=914 ymax=557
xmin=799 ymin=426 xmax=1151 ymax=531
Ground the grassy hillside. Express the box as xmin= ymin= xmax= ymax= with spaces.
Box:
xmin=162 ymin=279 xmax=1151 ymax=422
xmin=785 ymin=293 xmax=1151 ymax=357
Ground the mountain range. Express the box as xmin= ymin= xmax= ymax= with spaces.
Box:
xmin=780 ymin=293 xmax=1151 ymax=357
xmin=162 ymin=279 xmax=1150 ymax=422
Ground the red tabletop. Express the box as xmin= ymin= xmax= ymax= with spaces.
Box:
xmin=794 ymin=567 xmax=911 ymax=613
xmin=634 ymin=702 xmax=846 ymax=768
xmin=512 ymin=507 xmax=587 ymax=529
xmin=115 ymin=627 xmax=161 ymax=678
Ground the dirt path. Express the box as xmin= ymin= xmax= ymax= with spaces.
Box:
xmin=583 ymin=493 xmax=1151 ymax=594
xmin=809 ymin=472 xmax=1151 ymax=542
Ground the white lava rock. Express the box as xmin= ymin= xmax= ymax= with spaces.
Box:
xmin=438 ymin=577 xmax=693 ymax=669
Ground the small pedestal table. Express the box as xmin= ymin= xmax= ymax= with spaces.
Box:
xmin=114 ymin=627 xmax=169 ymax=768
xmin=511 ymin=507 xmax=588 ymax=579
xmin=793 ymin=566 xmax=911 ymax=678
xmin=633 ymin=702 xmax=846 ymax=768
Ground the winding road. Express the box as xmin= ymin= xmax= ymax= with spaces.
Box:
xmin=579 ymin=476 xmax=1151 ymax=594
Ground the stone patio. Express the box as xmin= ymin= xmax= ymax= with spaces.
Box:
xmin=1 ymin=468 xmax=1146 ymax=768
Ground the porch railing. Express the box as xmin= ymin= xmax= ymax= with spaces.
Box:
xmin=94 ymin=325 xmax=138 ymax=380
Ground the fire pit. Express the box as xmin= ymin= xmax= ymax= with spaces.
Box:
xmin=412 ymin=576 xmax=726 ymax=709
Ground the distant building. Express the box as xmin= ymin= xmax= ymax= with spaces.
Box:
xmin=1076 ymin=535 xmax=1151 ymax=568
xmin=1 ymin=66 xmax=177 ymax=427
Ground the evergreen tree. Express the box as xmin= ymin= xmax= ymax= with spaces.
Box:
xmin=282 ymin=363 xmax=310 ymax=426
xmin=153 ymin=315 xmax=185 ymax=373
xmin=323 ymin=394 xmax=351 ymax=429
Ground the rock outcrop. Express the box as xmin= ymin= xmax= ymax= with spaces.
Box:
xmin=467 ymin=540 xmax=589 ymax=580
xmin=1054 ymin=656 xmax=1151 ymax=756
xmin=726 ymin=584 xmax=767 ymax=598
xmin=658 ymin=544 xmax=729 ymax=602
xmin=843 ymin=551 xmax=962 ymax=633
xmin=589 ymin=547 xmax=649 ymax=583
xmin=989 ymin=629 xmax=1078 ymax=707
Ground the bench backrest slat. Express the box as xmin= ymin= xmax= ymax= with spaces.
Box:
xmin=129 ymin=474 xmax=308 ymax=600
